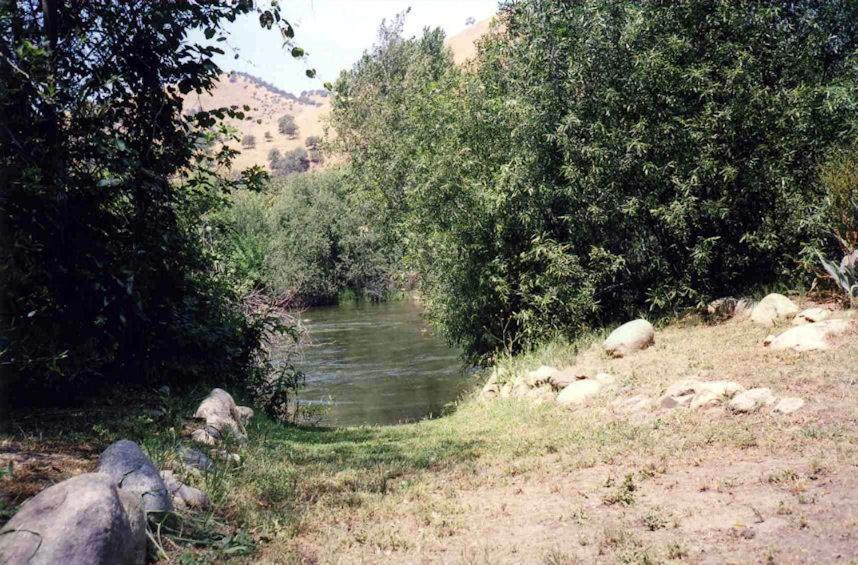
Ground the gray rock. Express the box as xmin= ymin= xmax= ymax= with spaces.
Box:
xmin=178 ymin=446 xmax=214 ymax=472
xmin=116 ymin=489 xmax=146 ymax=565
xmin=0 ymin=473 xmax=143 ymax=565
xmin=729 ymin=388 xmax=777 ymax=413
xmin=604 ymin=319 xmax=655 ymax=358
xmin=97 ymin=439 xmax=172 ymax=514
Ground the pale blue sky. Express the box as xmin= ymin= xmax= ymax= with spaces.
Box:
xmin=202 ymin=1 xmax=498 ymax=93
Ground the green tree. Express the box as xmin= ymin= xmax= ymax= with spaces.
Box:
xmin=0 ymin=1 xmax=309 ymax=403
xmin=241 ymin=134 xmax=256 ymax=148
xmin=331 ymin=2 xmax=858 ymax=358
xmin=278 ymin=114 xmax=299 ymax=138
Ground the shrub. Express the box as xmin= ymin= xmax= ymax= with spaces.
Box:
xmin=278 ymin=114 xmax=298 ymax=137
xmin=241 ymin=134 xmax=256 ymax=148
xmin=264 ymin=131 xmax=273 ymax=142
xmin=271 ymin=147 xmax=309 ymax=175
xmin=305 ymin=135 xmax=321 ymax=149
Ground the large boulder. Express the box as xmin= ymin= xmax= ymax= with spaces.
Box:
xmin=765 ymin=319 xmax=851 ymax=352
xmin=750 ymin=293 xmax=799 ymax=326
xmin=773 ymin=397 xmax=805 ymax=415
xmin=603 ymin=319 xmax=655 ymax=358
xmin=556 ymin=379 xmax=602 ymax=406
xmin=0 ymin=473 xmax=144 ymax=565
xmin=97 ymin=439 xmax=172 ymax=514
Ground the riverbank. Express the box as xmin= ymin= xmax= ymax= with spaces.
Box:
xmin=3 ymin=297 xmax=857 ymax=563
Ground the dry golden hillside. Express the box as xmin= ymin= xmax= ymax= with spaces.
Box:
xmin=446 ymin=18 xmax=492 ymax=65
xmin=185 ymin=20 xmax=492 ymax=172
xmin=184 ymin=72 xmax=330 ymax=172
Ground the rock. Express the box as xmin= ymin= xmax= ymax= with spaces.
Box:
xmin=511 ymin=376 xmax=530 ymax=397
xmin=728 ymin=388 xmax=777 ymax=413
xmin=556 ymin=379 xmax=602 ymax=406
xmin=694 ymin=380 xmax=745 ymax=398
xmin=499 ymin=382 xmax=512 ymax=399
xmin=214 ymin=450 xmax=242 ymax=464
xmin=193 ymin=389 xmax=247 ymax=442
xmin=604 ymin=319 xmax=655 ymax=358
xmin=750 ymin=293 xmax=799 ymax=326
xmin=706 ymin=297 xmax=750 ymax=322
xmin=97 ymin=440 xmax=171 ymax=515
xmin=234 ymin=406 xmax=254 ymax=424
xmin=766 ymin=319 xmax=851 ymax=352
xmin=690 ymin=390 xmax=726 ymax=410
xmin=660 ymin=379 xmax=745 ymax=410
xmin=524 ymin=365 xmax=559 ymax=387
xmin=178 ymin=446 xmax=214 ymax=472
xmin=0 ymin=473 xmax=144 ymax=565
xmin=525 ymin=384 xmax=556 ymax=403
xmin=116 ymin=490 xmax=146 ymax=565
xmin=773 ymin=397 xmax=805 ymax=415
xmin=191 ymin=427 xmax=220 ymax=446
xmin=160 ymin=471 xmax=210 ymax=510
xmin=658 ymin=378 xmax=701 ymax=409
xmin=792 ymin=307 xmax=830 ymax=325
xmin=613 ymin=395 xmax=653 ymax=414
xmin=548 ymin=368 xmax=588 ymax=389
xmin=593 ymin=372 xmax=617 ymax=385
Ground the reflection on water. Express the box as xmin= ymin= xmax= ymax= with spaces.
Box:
xmin=274 ymin=299 xmax=472 ymax=427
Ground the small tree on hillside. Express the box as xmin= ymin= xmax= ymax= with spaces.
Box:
xmin=264 ymin=131 xmax=273 ymax=142
xmin=271 ymin=147 xmax=309 ymax=175
xmin=305 ymin=135 xmax=321 ymax=149
xmin=241 ymin=134 xmax=256 ymax=148
xmin=268 ymin=148 xmax=282 ymax=167
xmin=278 ymin=114 xmax=299 ymax=138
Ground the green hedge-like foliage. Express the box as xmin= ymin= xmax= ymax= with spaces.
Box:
xmin=331 ymin=2 xmax=858 ymax=358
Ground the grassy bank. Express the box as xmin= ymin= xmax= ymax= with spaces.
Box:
xmin=3 ymin=298 xmax=858 ymax=563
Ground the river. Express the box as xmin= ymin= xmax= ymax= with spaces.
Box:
xmin=281 ymin=299 xmax=472 ymax=427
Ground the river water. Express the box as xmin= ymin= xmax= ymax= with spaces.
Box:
xmin=283 ymin=299 xmax=471 ymax=427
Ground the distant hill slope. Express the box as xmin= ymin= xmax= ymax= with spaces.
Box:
xmin=446 ymin=18 xmax=491 ymax=65
xmin=185 ymin=19 xmax=492 ymax=172
xmin=184 ymin=72 xmax=330 ymax=172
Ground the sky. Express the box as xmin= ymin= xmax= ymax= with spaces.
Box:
xmin=202 ymin=1 xmax=498 ymax=93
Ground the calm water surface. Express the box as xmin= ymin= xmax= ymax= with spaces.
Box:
xmin=282 ymin=299 xmax=471 ymax=427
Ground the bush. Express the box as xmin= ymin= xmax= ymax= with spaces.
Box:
xmin=264 ymin=131 xmax=273 ymax=142
xmin=331 ymin=3 xmax=858 ymax=359
xmin=305 ymin=135 xmax=321 ymax=149
xmin=271 ymin=147 xmax=309 ymax=175
xmin=278 ymin=114 xmax=298 ymax=137
xmin=241 ymin=134 xmax=256 ymax=148
xmin=216 ymin=170 xmax=398 ymax=306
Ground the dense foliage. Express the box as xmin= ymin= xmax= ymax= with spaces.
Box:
xmin=0 ymin=1 xmax=305 ymax=404
xmin=215 ymin=170 xmax=398 ymax=306
xmin=331 ymin=2 xmax=858 ymax=358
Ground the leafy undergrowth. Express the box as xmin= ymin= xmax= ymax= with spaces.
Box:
xmin=3 ymin=305 xmax=858 ymax=563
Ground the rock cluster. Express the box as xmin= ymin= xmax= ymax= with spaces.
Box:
xmin=0 ymin=472 xmax=147 ymax=565
xmin=0 ymin=388 xmax=253 ymax=565
xmin=654 ymin=377 xmax=803 ymax=415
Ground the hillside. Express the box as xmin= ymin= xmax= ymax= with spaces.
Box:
xmin=183 ymin=72 xmax=330 ymax=172
xmin=184 ymin=20 xmax=492 ymax=172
